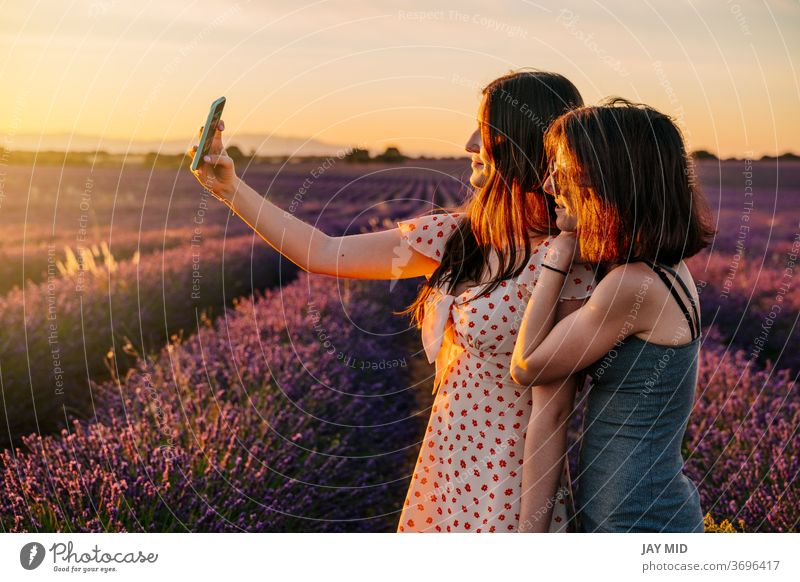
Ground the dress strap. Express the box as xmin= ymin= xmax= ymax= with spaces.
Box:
xmin=650 ymin=263 xmax=700 ymax=341
xmin=655 ymin=263 xmax=701 ymax=332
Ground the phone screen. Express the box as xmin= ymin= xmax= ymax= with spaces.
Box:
xmin=191 ymin=96 xmax=226 ymax=171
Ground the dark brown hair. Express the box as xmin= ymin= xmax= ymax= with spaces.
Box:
xmin=544 ymin=98 xmax=715 ymax=265
xmin=402 ymin=70 xmax=584 ymax=327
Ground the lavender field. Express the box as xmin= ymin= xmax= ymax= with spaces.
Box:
xmin=0 ymin=158 xmax=797 ymax=532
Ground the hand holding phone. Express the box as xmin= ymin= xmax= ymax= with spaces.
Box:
xmin=188 ymin=97 xmax=239 ymax=202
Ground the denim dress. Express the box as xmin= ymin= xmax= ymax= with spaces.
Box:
xmin=576 ymin=263 xmax=705 ymax=533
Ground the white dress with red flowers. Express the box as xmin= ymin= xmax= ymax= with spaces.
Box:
xmin=395 ymin=212 xmax=596 ymax=533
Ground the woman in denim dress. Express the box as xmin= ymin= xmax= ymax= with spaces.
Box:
xmin=510 ymin=99 xmax=715 ymax=532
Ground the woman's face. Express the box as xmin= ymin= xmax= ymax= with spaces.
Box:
xmin=465 ymin=96 xmax=491 ymax=189
xmin=544 ymin=149 xmax=579 ymax=232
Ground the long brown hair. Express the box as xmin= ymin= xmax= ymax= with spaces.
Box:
xmin=544 ymin=98 xmax=715 ymax=265
xmin=402 ymin=70 xmax=584 ymax=327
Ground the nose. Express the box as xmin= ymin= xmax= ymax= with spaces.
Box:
xmin=465 ymin=128 xmax=481 ymax=154
xmin=543 ymin=173 xmax=556 ymax=197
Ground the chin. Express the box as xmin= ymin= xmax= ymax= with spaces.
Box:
xmin=469 ymin=174 xmax=486 ymax=188
xmin=469 ymin=169 xmax=488 ymax=189
xmin=555 ymin=217 xmax=578 ymax=232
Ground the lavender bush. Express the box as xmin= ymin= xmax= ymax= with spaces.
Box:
xmin=0 ymin=228 xmax=221 ymax=295
xmin=0 ymin=274 xmax=421 ymax=532
xmin=684 ymin=333 xmax=799 ymax=532
xmin=690 ymin=249 xmax=800 ymax=373
xmin=0 ymin=235 xmax=294 ymax=450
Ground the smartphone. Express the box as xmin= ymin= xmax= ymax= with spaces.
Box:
xmin=190 ymin=96 xmax=226 ymax=171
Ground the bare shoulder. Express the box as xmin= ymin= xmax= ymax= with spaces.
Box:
xmin=589 ymin=262 xmax=653 ymax=312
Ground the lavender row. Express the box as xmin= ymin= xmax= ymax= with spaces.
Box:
xmin=0 ymin=228 xmax=225 ymax=295
xmin=0 ymin=274 xmax=421 ymax=532
xmin=689 ymin=249 xmax=799 ymax=373
xmin=684 ymin=332 xmax=799 ymax=532
xmin=0 ymin=235 xmax=295 ymax=451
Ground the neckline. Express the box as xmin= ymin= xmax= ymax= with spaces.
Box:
xmin=436 ymin=234 xmax=557 ymax=301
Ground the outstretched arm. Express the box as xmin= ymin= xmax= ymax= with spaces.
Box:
xmin=188 ymin=123 xmax=439 ymax=280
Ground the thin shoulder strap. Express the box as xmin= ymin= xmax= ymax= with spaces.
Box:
xmin=650 ymin=263 xmax=699 ymax=341
xmin=656 ymin=263 xmax=701 ymax=331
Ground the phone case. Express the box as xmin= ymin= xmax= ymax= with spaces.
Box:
xmin=191 ymin=96 xmax=226 ymax=171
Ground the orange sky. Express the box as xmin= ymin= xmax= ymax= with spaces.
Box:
xmin=1 ymin=0 xmax=798 ymax=158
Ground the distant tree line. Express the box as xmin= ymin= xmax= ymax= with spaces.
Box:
xmin=691 ymin=150 xmax=800 ymax=162
xmin=343 ymin=146 xmax=407 ymax=164
xmin=1 ymin=145 xmax=798 ymax=168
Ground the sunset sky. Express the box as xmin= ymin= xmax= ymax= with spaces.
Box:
xmin=2 ymin=0 xmax=798 ymax=158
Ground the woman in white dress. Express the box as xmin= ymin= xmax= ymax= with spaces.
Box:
xmin=188 ymin=70 xmax=595 ymax=532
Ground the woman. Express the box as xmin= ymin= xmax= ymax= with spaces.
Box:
xmin=189 ymin=70 xmax=595 ymax=532
xmin=510 ymin=99 xmax=715 ymax=532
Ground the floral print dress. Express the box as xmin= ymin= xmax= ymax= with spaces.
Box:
xmin=395 ymin=212 xmax=596 ymax=533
